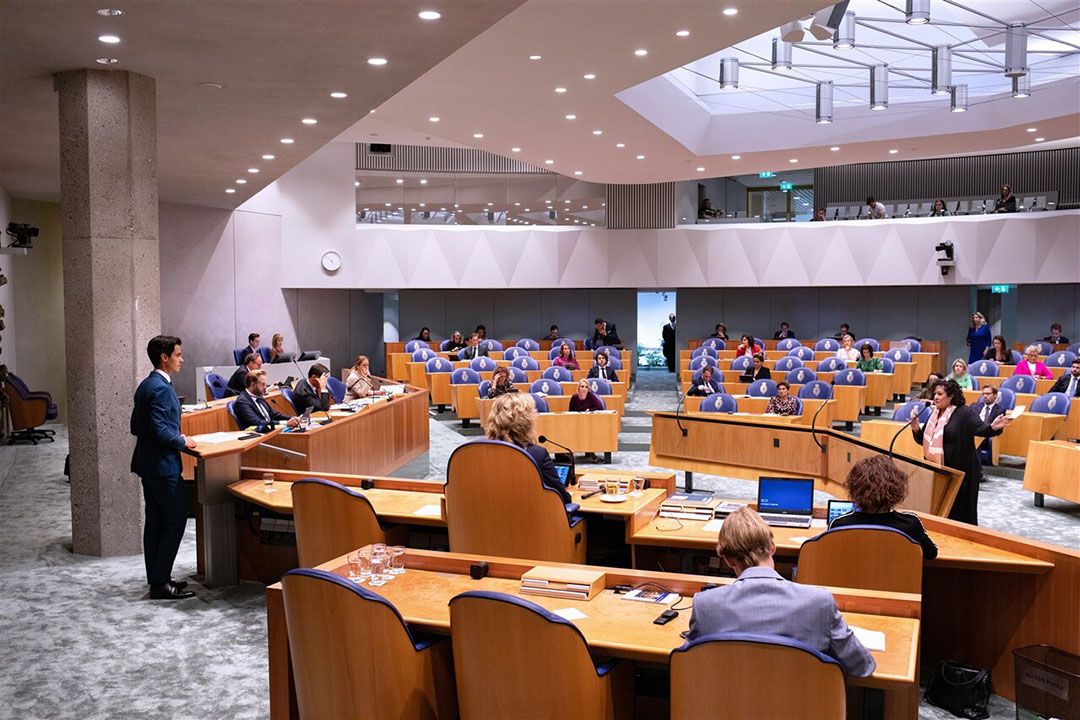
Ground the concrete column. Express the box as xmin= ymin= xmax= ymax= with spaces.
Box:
xmin=58 ymin=70 xmax=160 ymax=556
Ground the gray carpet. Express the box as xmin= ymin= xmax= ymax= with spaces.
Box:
xmin=3 ymin=371 xmax=1076 ymax=718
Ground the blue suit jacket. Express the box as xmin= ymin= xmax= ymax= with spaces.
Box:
xmin=130 ymin=371 xmax=186 ymax=478
xmin=687 ymin=567 xmax=876 ymax=677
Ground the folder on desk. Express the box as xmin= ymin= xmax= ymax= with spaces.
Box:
xmin=520 ymin=566 xmax=606 ymax=601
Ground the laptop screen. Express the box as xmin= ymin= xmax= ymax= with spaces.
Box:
xmin=553 ymin=464 xmax=572 ymax=486
xmin=757 ymin=477 xmax=814 ymax=516
xmin=827 ymin=500 xmax=858 ymax=524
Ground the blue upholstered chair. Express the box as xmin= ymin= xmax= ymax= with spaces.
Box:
xmin=531 ymin=379 xmax=563 ymax=395
xmin=1001 ymin=375 xmax=1036 ymax=394
xmin=701 ymin=338 xmax=726 ymax=351
xmin=542 ymin=366 xmax=573 ymax=382
xmin=225 ymin=400 xmax=240 ymax=429
xmin=815 ymin=338 xmax=840 ymax=352
xmin=902 ymin=338 xmax=922 ymax=353
xmin=602 ymin=354 xmax=623 ymax=370
xmin=440 ymin=339 xmax=455 ymax=352
xmin=404 ymin=339 xmax=429 ymax=353
xmin=774 ymin=356 xmax=803 ymax=372
xmin=280 ymin=387 xmax=302 ymax=415
xmin=1069 ymin=342 xmax=1080 ymax=356
xmin=858 ymin=338 xmax=880 ymax=353
xmin=548 ymin=345 xmax=566 ymax=360
xmin=691 ymin=346 xmax=718 ymax=360
xmin=690 ymin=355 xmax=718 ymax=372
xmin=746 ymin=379 xmax=778 ymax=398
xmin=596 ymin=345 xmax=621 ymax=360
xmin=469 ymin=356 xmax=497 ymax=372
xmin=788 ymin=346 xmax=815 ymax=361
xmin=731 ymin=356 xmax=753 ymax=372
xmin=516 ymin=338 xmax=540 ymax=351
xmin=503 ymin=346 xmax=528 ymax=361
xmin=1032 ymin=392 xmax=1071 ymax=415
xmin=258 ymin=346 xmax=273 ymax=363
xmin=786 ymin=367 xmax=817 ymax=385
xmin=886 ymin=348 xmax=911 ymax=364
xmin=798 ymin=380 xmax=833 ymax=400
xmin=893 ymin=401 xmax=932 ymax=424
xmin=480 ymin=339 xmax=504 ymax=353
xmin=205 ymin=372 xmax=230 ymax=400
xmin=233 ymin=348 xmax=249 ymax=365
xmin=970 ymin=359 xmax=999 ymax=377
xmin=508 ymin=367 xmax=528 ymax=383
xmin=426 ymin=356 xmax=452 ymax=374
xmin=879 ymin=357 xmax=895 ymax=373
xmin=817 ymin=357 xmax=846 ymax=372
xmin=1010 ymin=350 xmax=1024 ymax=364
xmin=411 ymin=347 xmax=435 ymax=363
xmin=451 ymin=368 xmax=481 ymax=385
xmin=587 ymin=378 xmax=612 ymax=395
xmin=512 ymin=356 xmax=540 ymax=372
xmin=530 ymin=394 xmax=550 ymax=413
xmin=776 ymin=338 xmax=801 ymax=352
xmin=996 ymin=388 xmax=1017 ymax=411
xmin=326 ymin=376 xmax=346 ymax=404
xmin=1045 ymin=350 xmax=1078 ymax=368
xmin=1030 ymin=341 xmax=1054 ymax=355
xmin=833 ymin=368 xmax=866 ymax=387
xmin=550 ymin=338 xmax=573 ymax=351
xmin=477 ymin=380 xmax=493 ymax=398
xmin=699 ymin=392 xmax=737 ymax=413
xmin=970 ymin=376 xmax=981 ymax=390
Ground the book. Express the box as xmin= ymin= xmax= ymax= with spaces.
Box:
xmin=622 ymin=588 xmax=680 ymax=604
xmin=520 ymin=566 xmax=606 ymax=601
xmin=667 ymin=492 xmax=714 ymax=507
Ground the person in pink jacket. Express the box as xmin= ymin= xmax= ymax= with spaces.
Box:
xmin=1013 ymin=345 xmax=1053 ymax=380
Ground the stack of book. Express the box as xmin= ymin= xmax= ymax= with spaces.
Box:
xmin=659 ymin=492 xmax=720 ymax=521
xmin=520 ymin=566 xmax=606 ymax=601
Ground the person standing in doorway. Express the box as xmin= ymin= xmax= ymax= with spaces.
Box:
xmin=662 ymin=313 xmax=677 ymax=373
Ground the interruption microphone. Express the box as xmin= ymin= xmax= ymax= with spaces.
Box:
xmin=538 ymin=434 xmax=577 ymax=484
xmin=889 ymin=401 xmax=930 ymax=458
xmin=674 ymin=388 xmax=691 ymax=437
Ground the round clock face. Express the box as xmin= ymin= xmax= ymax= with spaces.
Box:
xmin=321 ymin=250 xmax=342 ymax=273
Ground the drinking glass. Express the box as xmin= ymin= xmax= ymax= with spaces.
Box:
xmin=370 ymin=543 xmax=387 ymax=557
xmin=389 ymin=546 xmax=406 ymax=575
xmin=262 ymin=472 xmax=276 ymax=494
xmin=358 ymin=548 xmax=373 ymax=582
xmin=346 ymin=551 xmax=363 ymax=583
xmin=369 ymin=550 xmax=390 ymax=586
xmin=630 ymin=476 xmax=646 ymax=497
xmin=604 ymin=478 xmax=621 ymax=496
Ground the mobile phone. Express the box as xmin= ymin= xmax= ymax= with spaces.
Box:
xmin=653 ymin=609 xmax=679 ymax=625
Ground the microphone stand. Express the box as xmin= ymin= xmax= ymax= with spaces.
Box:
xmin=809 ymin=395 xmax=828 ymax=451
xmin=674 ymin=387 xmax=692 ymax=437
xmin=538 ymin=434 xmax=576 ymax=487
xmin=889 ymin=402 xmax=930 ymax=458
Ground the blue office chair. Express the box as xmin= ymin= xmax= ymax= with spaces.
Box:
xmin=530 ymin=393 xmax=550 ymax=413
xmin=731 ymin=356 xmax=752 ymax=372
xmin=503 ymin=347 xmax=529 ymax=361
xmin=774 ymin=356 xmax=803 ymax=372
xmin=583 ymin=338 xmax=595 ymax=350
xmin=404 ymin=339 xmax=429 ymax=353
xmin=470 ymin=356 xmax=497 ymax=372
xmin=1010 ymin=350 xmax=1024 ymax=364
xmin=206 ymin=373 xmax=229 ymax=400
xmin=512 ymin=356 xmax=540 ymax=372
xmin=798 ymin=381 xmax=833 ymax=400
xmin=858 ymin=338 xmax=880 ymax=353
xmin=690 ymin=355 xmax=718 ymax=372
xmin=902 ymin=338 xmax=922 ymax=353
xmin=548 ymin=345 xmax=568 ymax=361
xmin=280 ymin=387 xmax=302 ymax=414
xmin=596 ymin=345 xmax=621 ymax=360
xmin=969 ymin=376 xmax=981 ymax=390
xmin=426 ymin=357 xmax=452 ymax=374
xmin=326 ymin=376 xmax=346 ymax=404
xmin=225 ymin=400 xmax=240 ymax=429
xmin=815 ymin=338 xmax=839 ymax=352
xmin=788 ymin=346 xmax=815 ymax=362
xmin=477 ymin=380 xmax=493 ymax=398
xmin=996 ymin=387 xmax=1017 ymax=412
xmin=879 ymin=357 xmax=895 ymax=373
xmin=508 ymin=367 xmax=528 ymax=383
xmin=746 ymin=379 xmax=778 ymax=398
xmin=817 ymin=358 xmax=846 ymax=372
xmin=587 ymin=378 xmax=612 ymax=395
xmin=970 ymin=359 xmax=999 ymax=377
xmin=789 ymin=396 xmax=805 ymax=415
xmin=776 ymin=338 xmax=801 ymax=352
xmin=1001 ymin=375 xmax=1035 ymax=394
xmin=550 ymin=338 xmax=573 ymax=351
xmin=1032 ymin=392 xmax=1071 ymax=415
xmin=699 ymin=392 xmax=737 ymax=413
xmin=886 ymin=347 xmax=912 ymax=364
xmin=601 ymin=354 xmax=623 ymax=370
xmin=691 ymin=346 xmax=718 ymax=360
xmin=833 ymin=368 xmax=866 ymax=387
xmin=1046 ymin=350 xmax=1078 ymax=368
xmin=258 ymin=346 xmax=273 ymax=363
xmin=1069 ymin=342 xmax=1080 ymax=356
xmin=1030 ymin=341 xmax=1054 ymax=355
xmin=411 ymin=347 xmax=435 ymax=362
xmin=233 ymin=348 xmax=249 ymax=365
xmin=786 ymin=368 xmax=817 ymax=385
xmin=451 ymin=368 xmax=481 ymax=385
xmin=481 ymin=339 xmax=504 ymax=353
xmin=516 ymin=338 xmax=540 ymax=351
xmin=440 ymin=339 xmax=455 ymax=352
xmin=893 ymin=401 xmax=932 ymax=424
xmin=531 ymin=379 xmax=563 ymax=395
xmin=701 ymin=338 xmax=726 ymax=351
xmin=542 ymin=366 xmax=574 ymax=382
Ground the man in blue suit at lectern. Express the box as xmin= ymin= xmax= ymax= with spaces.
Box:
xmin=131 ymin=335 xmax=197 ymax=600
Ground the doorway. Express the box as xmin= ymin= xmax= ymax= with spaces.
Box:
xmin=637 ymin=291 xmax=677 ymax=370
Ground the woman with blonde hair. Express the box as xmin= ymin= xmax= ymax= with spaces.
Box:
xmin=267 ymin=333 xmax=285 ymax=364
xmin=946 ymin=358 xmax=974 ymax=390
xmin=966 ymin=311 xmax=990 ymax=364
xmin=485 ymin=393 xmax=571 ymax=502
xmin=344 ymin=354 xmax=375 ymax=401
xmin=836 ymin=334 xmax=859 ymax=363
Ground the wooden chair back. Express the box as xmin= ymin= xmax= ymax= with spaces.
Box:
xmin=445 ymin=440 xmax=586 ymax=563
xmin=281 ymin=569 xmax=457 ymax=719
xmin=292 ymin=479 xmax=386 ymax=568
xmin=449 ymin=591 xmax=631 ymax=719
xmin=797 ymin=525 xmax=924 ymax=593
xmin=670 ymin=633 xmax=845 ymax=719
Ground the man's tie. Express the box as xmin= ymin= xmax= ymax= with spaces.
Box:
xmin=1068 ymin=375 xmax=1078 ymax=397
xmin=255 ymin=397 xmax=271 ymax=422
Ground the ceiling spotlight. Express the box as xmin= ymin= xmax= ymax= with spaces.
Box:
xmin=354 ymin=181 xmax=361 ymax=187
xmin=950 ymin=84 xmax=968 ymax=113
xmin=780 ymin=19 xmax=804 ymax=42
xmin=396 ymin=178 xmax=404 ymax=184
xmin=236 ymin=179 xmax=247 ymax=184
xmin=262 ymin=154 xmax=275 ymax=160
xmin=811 ymin=2 xmax=849 ymax=40
xmin=830 ymin=146 xmax=840 ymax=151
xmin=555 ymin=87 xmax=567 ymax=93
xmin=816 ymin=81 xmax=833 ymax=124
xmin=1005 ymin=23 xmax=1028 ymax=77
xmin=225 ymin=188 xmax=236 ymax=194
xmin=98 ymin=34 xmax=120 ymax=44
xmin=1035 ymin=137 xmax=1045 ymax=142
xmin=420 ymin=179 xmax=428 ymax=184
xmin=905 ymin=0 xmax=929 ymax=25
xmin=247 ymin=168 xmax=259 ymax=173
xmin=832 ymin=12 xmax=855 ymax=50
xmin=870 ymin=64 xmax=889 ymax=110
xmin=722 ymin=7 xmax=738 ymax=16
xmin=583 ymin=73 xmax=596 ymax=79
xmin=428 ymin=116 xmax=440 ymax=122
xmin=301 ymin=118 xmax=317 ymax=125
xmin=574 ymin=171 xmax=583 ymax=175
xmin=696 ymin=167 xmax=706 ymax=172
xmin=789 ymin=158 xmax=799 ymax=163
xmin=565 ymin=114 xmax=576 ymax=120
xmin=616 ymin=143 xmax=626 ymax=148
xmin=635 ymin=154 xmax=646 ymax=160
xmin=634 ymin=49 xmax=648 ymax=57
xmin=675 ymin=30 xmax=690 ymax=37
xmin=95 ymin=58 xmax=118 ymax=65
xmin=544 ymin=159 xmax=554 ymax=164
xmin=367 ymin=57 xmax=388 ymax=66
xmin=1026 ymin=127 xmax=1037 ymax=132
xmin=731 ymin=155 xmax=741 ymax=160
xmin=1012 ymin=75 xmax=1031 ymax=98
xmin=529 ymin=54 xmax=542 ymax=60
xmin=888 ymin=149 xmax=899 ymax=154
xmin=280 ymin=138 xmax=294 ymax=144
xmin=932 ymin=47 xmax=952 ymax=95
xmin=719 ymin=57 xmax=739 ymax=90
xmin=592 ymin=130 xmax=602 ymax=135
xmin=511 ymin=147 xmax=522 ymax=152
xmin=330 ymin=91 xmax=348 ymax=98
xmin=473 ymin=133 xmax=484 ymax=138
xmin=772 ymin=38 xmax=792 ymax=72
xmin=97 ymin=8 xmax=123 ymax=15
xmin=418 ymin=10 xmax=441 ymax=20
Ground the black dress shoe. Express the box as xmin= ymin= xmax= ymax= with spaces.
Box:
xmin=149 ymin=583 xmax=196 ymax=600
xmin=169 ymin=580 xmax=189 ymax=592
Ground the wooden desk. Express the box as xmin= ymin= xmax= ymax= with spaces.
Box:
xmin=649 ymin=411 xmax=963 ymax=516
xmin=972 ymin=374 xmax=1057 ymax=395
xmin=266 ymin=550 xmax=921 ymax=720
xmin=537 ymin=411 xmax=620 ymax=459
xmin=997 ymin=412 xmax=1066 ymax=458
xmin=860 ymin=419 xmax=998 ymax=466
xmin=684 ymin=396 xmax=836 ymax=428
xmin=1055 ymin=397 xmax=1080 ymax=441
xmin=1023 ymin=440 xmax=1080 ymax=506
xmin=179 ymin=392 xmax=293 ymax=479
xmin=475 ymin=393 xmax=626 ymax=427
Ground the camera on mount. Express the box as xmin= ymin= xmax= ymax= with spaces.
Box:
xmin=6 ymin=223 xmax=39 ymax=249
xmin=935 ymin=241 xmax=955 ymax=276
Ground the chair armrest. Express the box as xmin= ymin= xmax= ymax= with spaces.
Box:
xmin=410 ymin=628 xmax=448 ymax=652
xmin=564 ymin=502 xmax=581 ymax=515
xmin=593 ymin=657 xmax=621 ymax=677
xmin=568 ymin=513 xmax=585 ymax=528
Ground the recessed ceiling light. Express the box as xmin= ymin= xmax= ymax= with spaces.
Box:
xmin=528 ymin=54 xmax=542 ymax=60
xmin=634 ymin=49 xmax=648 ymax=57
xmin=1026 ymin=127 xmax=1037 ymax=132
xmin=511 ymin=147 xmax=522 ymax=152
xmin=731 ymin=155 xmax=741 ymax=160
xmin=789 ymin=158 xmax=798 ymax=163
xmin=889 ymin=149 xmax=899 ymax=154
xmin=98 ymin=34 xmax=120 ymax=44
xmin=301 ymin=118 xmax=317 ymax=125
xmin=235 ymin=179 xmax=247 ymax=184
xmin=367 ymin=57 xmax=388 ymax=66
xmin=225 ymin=188 xmax=236 ymax=194
xmin=197 ymin=82 xmax=223 ymax=90
xmin=418 ymin=10 xmax=441 ymax=20
xmin=829 ymin=146 xmax=840 ymax=152
xmin=583 ymin=73 xmax=596 ymax=80
xmin=95 ymin=58 xmax=118 ymax=65
xmin=385 ymin=203 xmax=392 ymax=207
xmin=473 ymin=132 xmax=484 ymax=138
xmin=247 ymin=168 xmax=259 ymax=173
xmin=354 ymin=181 xmax=361 ymax=187
xmin=429 ymin=116 xmax=440 ymax=122
xmin=635 ymin=154 xmax=645 ymax=160
xmin=280 ymin=138 xmax=294 ymax=144
xmin=544 ymin=159 xmax=554 ymax=164
xmin=396 ymin=179 xmax=404 ymax=184
xmin=330 ymin=91 xmax=348 ymax=99
xmin=722 ymin=7 xmax=738 ymax=16
xmin=1035 ymin=137 xmax=1045 ymax=142
xmin=592 ymin=130 xmax=603 ymax=136
xmin=262 ymin=154 xmax=275 ymax=160
xmin=696 ymin=167 xmax=705 ymax=172
xmin=97 ymin=8 xmax=123 ymax=16
xmin=555 ymin=87 xmax=567 ymax=94
xmin=574 ymin=170 xmax=583 ymax=175
xmin=675 ymin=30 xmax=690 ymax=37
xmin=565 ymin=114 xmax=576 ymax=120
xmin=616 ymin=143 xmax=625 ymax=148
xmin=420 ymin=179 xmax=428 ymax=184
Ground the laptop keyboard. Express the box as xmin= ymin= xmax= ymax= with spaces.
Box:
xmin=759 ymin=513 xmax=811 ymax=527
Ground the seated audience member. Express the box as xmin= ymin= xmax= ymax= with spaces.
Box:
xmin=764 ymin=381 xmax=799 ymax=416
xmin=1013 ymin=345 xmax=1053 ymax=380
xmin=1043 ymin=323 xmax=1070 ymax=345
xmin=544 ymin=325 xmax=561 ymax=341
xmin=474 ymin=324 xmax=488 ymax=340
xmin=344 ymin=355 xmax=376 ymax=402
xmin=686 ymin=507 xmax=876 ymax=677
xmin=688 ymin=366 xmax=722 ymax=397
xmin=994 ymin=184 xmax=1017 ymax=213
xmin=457 ymin=333 xmax=488 ymax=361
xmin=267 ymin=333 xmax=286 ymax=364
xmin=735 ymin=334 xmax=762 ymax=358
xmin=774 ymin=322 xmax=796 ymax=340
xmin=743 ymin=353 xmax=772 ymax=381
xmin=292 ymin=363 xmax=332 ymax=415
xmin=856 ymin=343 xmax=883 ymax=373
xmin=487 ymin=366 xmax=518 ymax=399
xmin=698 ymin=198 xmax=719 ymax=219
xmin=982 ymin=335 xmax=1014 ymax=364
xmin=590 ymin=318 xmax=623 ymax=349
xmin=835 ymin=335 xmax=859 ymax=363
xmin=227 ymin=351 xmax=263 ymax=396
xmin=709 ymin=323 xmax=729 ymax=341
xmin=569 ymin=379 xmax=605 ymax=412
xmin=976 ymin=386 xmax=1006 ymax=465
xmin=830 ymin=454 xmax=938 ymax=559
xmin=866 ymin=196 xmax=887 ymax=219
xmin=246 ymin=332 xmax=261 ymax=355
xmin=1050 ymin=358 xmax=1080 ymax=397
xmin=587 ymin=351 xmax=619 ymax=383
xmin=485 ymin=393 xmax=571 ymax=503
xmin=810 ymin=208 xmax=826 ymax=222
xmin=552 ymin=342 xmax=580 ymax=370
xmin=445 ymin=330 xmax=467 ymax=356
xmin=833 ymin=323 xmax=856 ymax=340
xmin=233 ymin=370 xmax=299 ymax=432
xmin=914 ymin=372 xmax=943 ymax=401
xmin=415 ymin=327 xmax=432 ymax=343
xmin=947 ymin=358 xmax=974 ymax=390
xmin=930 ymin=198 xmax=951 ymax=217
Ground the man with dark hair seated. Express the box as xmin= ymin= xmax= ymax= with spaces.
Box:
xmin=234 ymin=370 xmax=299 ymax=432
xmin=227 ymin=351 xmax=262 ymax=396
xmin=292 ymin=363 xmax=331 ymax=415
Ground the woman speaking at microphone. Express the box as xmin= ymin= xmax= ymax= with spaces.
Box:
xmin=908 ymin=379 xmax=1008 ymax=525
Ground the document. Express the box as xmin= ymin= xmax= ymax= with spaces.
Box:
xmin=849 ymin=626 xmax=886 ymax=652
xmin=810 ymin=518 xmax=827 ymax=528
xmin=191 ymin=431 xmax=245 ymax=444
xmin=1011 ymin=404 xmax=1027 ymax=419
xmin=414 ymin=504 xmax=442 ymax=517
xmin=552 ymin=608 xmax=587 ymax=621
xmin=701 ymin=519 xmax=724 ymax=532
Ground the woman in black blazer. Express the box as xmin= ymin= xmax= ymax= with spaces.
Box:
xmin=909 ymin=379 xmax=1008 ymax=525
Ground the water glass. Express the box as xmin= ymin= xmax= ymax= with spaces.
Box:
xmin=346 ymin=551 xmax=363 ymax=583
xmin=604 ymin=478 xmax=622 ymax=496
xmin=369 ymin=550 xmax=390 ymax=586
xmin=262 ymin=472 xmax=276 ymax=494
xmin=358 ymin=549 xmax=373 ymax=582
xmin=630 ymin=476 xmax=646 ymax=497
xmin=389 ymin=546 xmax=406 ymax=575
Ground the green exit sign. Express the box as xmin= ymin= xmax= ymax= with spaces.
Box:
xmin=779 ymin=181 xmax=794 ymax=191
xmin=991 ymin=284 xmax=1010 ymax=294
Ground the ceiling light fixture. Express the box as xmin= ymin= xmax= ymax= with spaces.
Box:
xmin=262 ymin=154 xmax=275 ymax=160
xmin=236 ymin=179 xmax=247 ymax=184
xmin=1005 ymin=23 xmax=1028 ymax=77
xmin=888 ymin=149 xmax=899 ymax=154
xmin=772 ymin=38 xmax=792 ymax=72
xmin=1026 ymin=127 xmax=1037 ymax=132
xmin=592 ymin=130 xmax=602 ymax=135
xmin=830 ymin=146 xmax=840 ymax=151
xmin=544 ymin=159 xmax=554 ymax=164
xmin=931 ymin=46 xmax=952 ymax=95
xmin=511 ymin=147 xmax=521 ymax=152
xmin=780 ymin=20 xmax=804 ymax=43
xmin=905 ymin=0 xmax=930 ymax=25
xmin=280 ymin=138 xmax=294 ymax=144
xmin=301 ymin=118 xmax=317 ymax=125
xmin=675 ymin=30 xmax=690 ymax=37
xmin=1035 ymin=137 xmax=1045 ymax=142
xmin=731 ymin=155 xmax=741 ymax=160
xmin=634 ymin=49 xmax=648 ymax=57
xmin=832 ymin=12 xmax=855 ymax=50
xmin=354 ymin=181 xmax=360 ymax=187
xmin=722 ymin=7 xmax=738 ymax=16
xmin=574 ymin=171 xmax=583 ymax=175
xmin=98 ymin=34 xmax=120 ymax=44
xmin=950 ymin=84 xmax=968 ymax=113
xmin=247 ymin=168 xmax=259 ymax=173
xmin=330 ymin=91 xmax=348 ymax=99
xmin=696 ymin=166 xmax=706 ymax=172
xmin=1012 ymin=75 xmax=1031 ymax=98
xmin=473 ymin=133 xmax=484 ymax=138
xmin=583 ymin=73 xmax=596 ymax=80
xmin=635 ymin=154 xmax=645 ymax=160
xmin=565 ymin=114 xmax=576 ymax=120
xmin=554 ymin=87 xmax=567 ymax=93
xmin=95 ymin=58 xmax=118 ymax=65
xmin=418 ymin=10 xmax=441 ymax=20
xmin=870 ymin=64 xmax=889 ymax=110
xmin=97 ymin=8 xmax=123 ymax=16
xmin=428 ymin=116 xmax=440 ymax=122
xmin=528 ymin=54 xmax=542 ymax=60
xmin=420 ymin=179 xmax=428 ymax=184
xmin=815 ymin=81 xmax=833 ymax=124
xmin=789 ymin=158 xmax=799 ymax=164
xmin=616 ymin=143 xmax=625 ymax=148
xmin=396 ymin=178 xmax=404 ymax=184
xmin=226 ymin=188 xmax=236 ymax=194
xmin=367 ymin=57 xmax=388 ymax=66
xmin=719 ymin=57 xmax=739 ymax=90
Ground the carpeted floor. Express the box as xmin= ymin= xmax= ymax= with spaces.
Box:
xmin=2 ymin=370 xmax=1076 ymax=718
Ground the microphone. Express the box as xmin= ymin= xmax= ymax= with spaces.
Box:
xmin=319 ymin=409 xmax=333 ymax=425
xmin=538 ymin=434 xmax=576 ymax=485
xmin=889 ymin=401 xmax=930 ymax=458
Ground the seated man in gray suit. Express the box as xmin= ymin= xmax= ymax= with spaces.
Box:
xmin=686 ymin=507 xmax=876 ymax=677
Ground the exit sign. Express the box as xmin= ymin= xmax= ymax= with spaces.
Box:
xmin=779 ymin=181 xmax=794 ymax=192
xmin=758 ymin=171 xmax=776 ymax=179
xmin=991 ymin=284 xmax=1010 ymax=294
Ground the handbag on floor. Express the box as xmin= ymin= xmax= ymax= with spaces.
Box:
xmin=925 ymin=660 xmax=992 ymax=719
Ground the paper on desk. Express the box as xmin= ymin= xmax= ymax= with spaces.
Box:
xmin=849 ymin=626 xmax=886 ymax=652
xmin=702 ymin=519 xmax=724 ymax=532
xmin=1011 ymin=404 xmax=1026 ymax=419
xmin=191 ymin=431 xmax=243 ymax=444
xmin=811 ymin=518 xmax=827 ymax=528
xmin=414 ymin=504 xmax=442 ymax=517
xmin=552 ymin=608 xmax=587 ymax=621
xmin=790 ymin=536 xmax=809 ymax=545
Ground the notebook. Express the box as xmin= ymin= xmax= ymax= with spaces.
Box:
xmin=756 ymin=477 xmax=814 ymax=528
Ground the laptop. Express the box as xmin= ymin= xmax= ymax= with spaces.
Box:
xmin=756 ymin=477 xmax=814 ymax=528
xmin=553 ymin=464 xmax=573 ymax=486
xmin=827 ymin=499 xmax=859 ymax=525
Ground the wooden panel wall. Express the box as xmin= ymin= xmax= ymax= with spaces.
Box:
xmin=606 ymin=181 xmax=677 ymax=229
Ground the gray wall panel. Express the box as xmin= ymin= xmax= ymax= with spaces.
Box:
xmin=348 ymin=291 xmax=386 ymax=374
xmin=539 ymin=289 xmax=592 ymax=339
xmin=492 ymin=291 xmax=543 ymax=340
xmin=296 ymin=289 xmax=352 ymax=374
xmin=769 ymin=287 xmax=819 ymax=341
xmin=1016 ymin=284 xmax=1080 ymax=346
